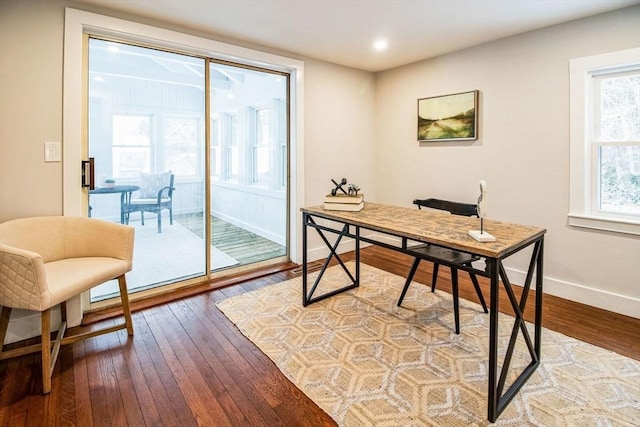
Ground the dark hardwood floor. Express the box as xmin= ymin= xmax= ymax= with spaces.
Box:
xmin=1 ymin=246 xmax=638 ymax=426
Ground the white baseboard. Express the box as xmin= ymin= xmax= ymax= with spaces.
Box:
xmin=306 ymin=231 xmax=640 ymax=320
xmin=504 ymin=266 xmax=640 ymax=319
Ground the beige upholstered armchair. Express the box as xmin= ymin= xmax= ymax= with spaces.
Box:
xmin=0 ymin=216 xmax=135 ymax=393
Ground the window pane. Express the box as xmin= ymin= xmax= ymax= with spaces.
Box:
xmin=253 ymin=108 xmax=270 ymax=184
xmin=227 ymin=115 xmax=239 ymax=179
xmin=600 ymin=145 xmax=640 ymax=215
xmin=165 ymin=117 xmax=199 ymax=176
xmin=113 ymin=147 xmax=150 ymax=178
xmin=598 ymin=74 xmax=640 ymax=141
xmin=257 ymin=108 xmax=269 ymax=146
xmin=89 ymin=38 xmax=209 ymax=301
xmin=112 ymin=115 xmax=151 ymax=177
xmin=229 ymin=146 xmax=239 ymax=177
xmin=113 ymin=115 xmax=151 ymax=146
xmin=253 ymin=145 xmax=269 ymax=183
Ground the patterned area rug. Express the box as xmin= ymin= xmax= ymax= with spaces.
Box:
xmin=217 ymin=262 xmax=640 ymax=426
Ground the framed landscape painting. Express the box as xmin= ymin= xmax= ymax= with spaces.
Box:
xmin=417 ymin=90 xmax=478 ymax=141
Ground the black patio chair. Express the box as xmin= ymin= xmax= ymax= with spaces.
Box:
xmin=125 ymin=171 xmax=175 ymax=233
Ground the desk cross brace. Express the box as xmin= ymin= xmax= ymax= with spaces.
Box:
xmin=488 ymin=239 xmax=543 ymax=422
xmin=302 ymin=214 xmax=360 ymax=306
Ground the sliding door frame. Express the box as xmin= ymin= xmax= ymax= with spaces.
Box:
xmin=63 ymin=8 xmax=305 ymax=325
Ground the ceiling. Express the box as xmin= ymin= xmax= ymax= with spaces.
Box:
xmin=74 ymin=0 xmax=639 ymax=72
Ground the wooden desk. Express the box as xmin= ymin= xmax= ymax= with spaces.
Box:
xmin=301 ymin=202 xmax=546 ymax=422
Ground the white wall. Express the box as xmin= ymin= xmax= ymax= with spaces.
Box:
xmin=0 ymin=0 xmax=64 ymax=220
xmin=302 ymin=58 xmax=377 ymax=257
xmin=303 ymin=59 xmax=377 ymax=203
xmin=374 ymin=6 xmax=640 ymax=317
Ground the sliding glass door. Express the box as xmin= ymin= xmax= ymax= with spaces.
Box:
xmin=86 ymin=38 xmax=288 ymax=302
xmin=208 ymin=62 xmax=288 ymax=266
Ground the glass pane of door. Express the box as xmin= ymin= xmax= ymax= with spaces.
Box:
xmin=87 ymin=38 xmax=207 ymax=301
xmin=207 ymin=62 xmax=288 ymax=268
xmin=86 ymin=38 xmax=290 ymax=303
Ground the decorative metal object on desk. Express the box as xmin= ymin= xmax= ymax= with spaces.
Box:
xmin=330 ymin=178 xmax=348 ymax=196
xmin=325 ymin=178 xmax=364 ymax=211
xmin=468 ymin=179 xmax=496 ymax=242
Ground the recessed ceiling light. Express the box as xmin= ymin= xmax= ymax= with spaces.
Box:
xmin=373 ymin=39 xmax=388 ymax=51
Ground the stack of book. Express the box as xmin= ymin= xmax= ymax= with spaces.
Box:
xmin=323 ymin=193 xmax=364 ymax=211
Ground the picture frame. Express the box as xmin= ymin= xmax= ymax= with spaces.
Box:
xmin=417 ymin=90 xmax=478 ymax=142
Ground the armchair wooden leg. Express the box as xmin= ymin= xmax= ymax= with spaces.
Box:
xmin=118 ymin=275 xmax=134 ymax=336
xmin=39 ymin=307 xmax=67 ymax=395
xmin=41 ymin=309 xmax=52 ymax=394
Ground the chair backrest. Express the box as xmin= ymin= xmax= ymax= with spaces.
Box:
xmin=138 ymin=171 xmax=174 ymax=199
xmin=413 ymin=198 xmax=478 ymax=217
xmin=0 ymin=216 xmax=134 ymax=263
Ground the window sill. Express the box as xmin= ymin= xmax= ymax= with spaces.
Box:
xmin=568 ymin=213 xmax=640 ymax=236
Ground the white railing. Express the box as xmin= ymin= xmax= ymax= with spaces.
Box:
xmin=210 ymin=182 xmax=286 ymax=246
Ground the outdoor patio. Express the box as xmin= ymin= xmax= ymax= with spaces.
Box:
xmin=91 ymin=213 xmax=286 ymax=301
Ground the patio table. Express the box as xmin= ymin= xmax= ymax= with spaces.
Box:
xmin=89 ymin=185 xmax=140 ymax=224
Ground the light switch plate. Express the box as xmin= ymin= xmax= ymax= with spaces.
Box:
xmin=44 ymin=141 xmax=61 ymax=162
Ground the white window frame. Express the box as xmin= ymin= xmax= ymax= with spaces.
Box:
xmin=210 ymin=117 xmax=221 ymax=179
xmin=568 ymin=47 xmax=640 ymax=236
xmin=251 ymin=104 xmax=271 ymax=186
xmin=223 ymin=112 xmax=239 ymax=181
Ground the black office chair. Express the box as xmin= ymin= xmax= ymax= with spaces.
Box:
xmin=397 ymin=198 xmax=488 ymax=334
xmin=125 ymin=171 xmax=175 ymax=233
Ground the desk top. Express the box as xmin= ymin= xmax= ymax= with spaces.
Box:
xmin=302 ymin=202 xmax=545 ymax=259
